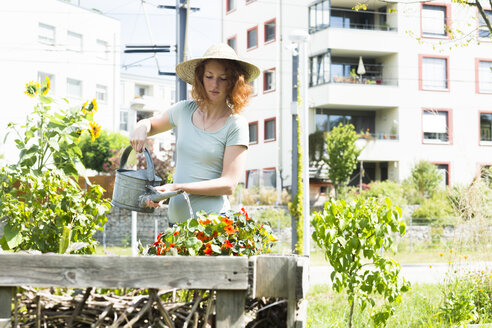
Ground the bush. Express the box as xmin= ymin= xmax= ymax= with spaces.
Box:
xmin=407 ymin=160 xmax=442 ymax=199
xmin=411 ymin=191 xmax=455 ymax=225
xmin=79 ymin=130 xmax=129 ymax=173
xmin=362 ymin=180 xmax=407 ymax=208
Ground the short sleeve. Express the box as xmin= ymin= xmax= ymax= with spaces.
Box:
xmin=167 ymin=100 xmax=192 ymax=128
xmin=226 ymin=115 xmax=249 ymax=149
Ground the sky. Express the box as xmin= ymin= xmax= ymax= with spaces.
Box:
xmin=76 ymin=0 xmax=222 ymax=78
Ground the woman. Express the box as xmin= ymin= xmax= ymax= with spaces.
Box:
xmin=130 ymin=43 xmax=260 ymax=224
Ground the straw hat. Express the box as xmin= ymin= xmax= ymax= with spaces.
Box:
xmin=175 ymin=43 xmax=260 ymax=85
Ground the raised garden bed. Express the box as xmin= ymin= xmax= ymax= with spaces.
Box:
xmin=0 ymin=254 xmax=308 ymax=328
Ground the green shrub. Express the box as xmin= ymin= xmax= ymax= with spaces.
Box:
xmin=407 ymin=160 xmax=442 ymax=199
xmin=411 ymin=191 xmax=455 ymax=225
xmin=79 ymin=130 xmax=128 ymax=173
xmin=362 ymin=180 xmax=407 ymax=208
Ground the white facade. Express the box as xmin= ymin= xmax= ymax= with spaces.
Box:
xmin=222 ymin=0 xmax=492 ymax=190
xmin=120 ymin=73 xmax=176 ymax=156
xmin=222 ymin=0 xmax=311 ymax=191
xmin=0 ymin=0 xmax=120 ymax=163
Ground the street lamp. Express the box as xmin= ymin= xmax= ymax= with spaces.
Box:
xmin=289 ymin=30 xmax=310 ymax=256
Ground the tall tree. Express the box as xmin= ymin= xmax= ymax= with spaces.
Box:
xmin=323 ymin=123 xmax=362 ymax=197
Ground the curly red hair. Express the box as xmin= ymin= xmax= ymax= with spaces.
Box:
xmin=191 ymin=59 xmax=253 ymax=114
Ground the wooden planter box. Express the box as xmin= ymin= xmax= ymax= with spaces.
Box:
xmin=0 ymin=254 xmax=308 ymax=328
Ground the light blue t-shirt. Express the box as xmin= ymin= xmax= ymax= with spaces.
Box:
xmin=167 ymin=100 xmax=249 ymax=223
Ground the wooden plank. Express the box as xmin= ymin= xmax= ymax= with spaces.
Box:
xmin=0 ymin=254 xmax=248 ymax=290
xmin=252 ymin=255 xmax=309 ymax=299
xmin=287 ymin=257 xmax=296 ymax=328
xmin=215 ymin=290 xmax=247 ymax=328
xmin=0 ymin=287 xmax=12 ymax=328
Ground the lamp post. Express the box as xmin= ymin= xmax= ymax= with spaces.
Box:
xmin=289 ymin=30 xmax=310 ymax=256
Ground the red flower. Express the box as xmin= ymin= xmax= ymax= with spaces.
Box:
xmin=241 ymin=207 xmax=246 ymax=214
xmin=204 ymin=247 xmax=213 ymax=255
xmin=224 ymin=225 xmax=238 ymax=235
xmin=245 ymin=212 xmax=250 ymax=220
xmin=173 ymin=231 xmax=179 ymax=236
xmin=199 ymin=218 xmax=211 ymax=225
xmin=222 ymin=239 xmax=234 ymax=249
xmin=169 ymin=243 xmax=175 ymax=248
xmin=157 ymin=232 xmax=163 ymax=240
xmin=196 ymin=232 xmax=207 ymax=241
xmin=222 ymin=217 xmax=233 ymax=226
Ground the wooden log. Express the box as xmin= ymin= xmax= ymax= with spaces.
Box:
xmin=0 ymin=254 xmax=249 ymax=290
xmin=0 ymin=287 xmax=13 ymax=328
xmin=215 ymin=290 xmax=247 ymax=328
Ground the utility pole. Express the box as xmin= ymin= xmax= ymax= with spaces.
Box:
xmin=158 ymin=1 xmax=199 ymax=102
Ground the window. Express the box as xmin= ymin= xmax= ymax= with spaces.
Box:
xmin=264 ymin=118 xmax=276 ymax=142
xmin=481 ymin=165 xmax=492 ymax=183
xmin=479 ymin=9 xmax=492 ymax=38
xmin=247 ymin=26 xmax=258 ymax=50
xmin=96 ymin=40 xmax=108 ymax=60
xmin=422 ymin=4 xmax=448 ymax=37
xmin=227 ymin=36 xmax=237 ymax=52
xmin=226 ymin=0 xmax=236 ymax=13
xmin=480 ymin=112 xmax=492 ymax=144
xmin=67 ymin=78 xmax=82 ymax=98
xmin=309 ymin=0 xmax=330 ymax=33
xmin=135 ymin=84 xmax=150 ymax=97
xmin=263 ymin=68 xmax=275 ymax=92
xmin=120 ymin=110 xmax=129 ymax=131
xmin=477 ymin=60 xmax=492 ymax=93
xmin=249 ymin=121 xmax=258 ymax=144
xmin=422 ymin=109 xmax=450 ymax=143
xmin=246 ymin=170 xmax=259 ymax=188
xmin=246 ymin=0 xmax=257 ymax=4
xmin=67 ymin=31 xmax=82 ymax=52
xmin=421 ymin=56 xmax=448 ymax=90
xmin=309 ymin=53 xmax=330 ymax=86
xmin=38 ymin=23 xmax=55 ymax=45
xmin=38 ymin=72 xmax=54 ymax=94
xmin=262 ymin=168 xmax=277 ymax=188
xmin=435 ymin=163 xmax=449 ymax=187
xmin=96 ymin=84 xmax=107 ymax=104
xmin=264 ymin=19 xmax=276 ymax=43
xmin=315 ymin=108 xmax=375 ymax=133
xmin=250 ymin=79 xmax=258 ymax=96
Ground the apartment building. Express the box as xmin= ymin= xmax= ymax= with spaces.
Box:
xmin=222 ymin=0 xmax=492 ymax=194
xmin=120 ymin=73 xmax=176 ymax=156
xmin=0 ymin=0 xmax=120 ymax=163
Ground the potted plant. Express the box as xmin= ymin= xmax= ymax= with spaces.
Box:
xmin=390 ymin=120 xmax=398 ymax=139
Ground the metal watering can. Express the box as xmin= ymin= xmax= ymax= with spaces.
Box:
xmin=111 ymin=146 xmax=183 ymax=213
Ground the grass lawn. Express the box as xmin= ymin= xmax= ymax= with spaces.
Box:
xmin=306 ymin=282 xmax=492 ymax=328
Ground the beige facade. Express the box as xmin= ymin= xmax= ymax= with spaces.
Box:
xmin=222 ymin=0 xmax=492 ymax=191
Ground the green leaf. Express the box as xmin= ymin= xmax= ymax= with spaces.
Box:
xmin=211 ymin=244 xmax=221 ymax=254
xmin=3 ymin=224 xmax=23 ymax=249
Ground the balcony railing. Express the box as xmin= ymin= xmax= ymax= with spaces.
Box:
xmin=359 ymin=132 xmax=399 ymax=140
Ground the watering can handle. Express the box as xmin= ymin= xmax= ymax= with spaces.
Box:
xmin=119 ymin=145 xmax=155 ymax=183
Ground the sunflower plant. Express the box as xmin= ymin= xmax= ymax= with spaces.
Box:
xmin=141 ymin=208 xmax=277 ymax=256
xmin=0 ymin=78 xmax=110 ymax=254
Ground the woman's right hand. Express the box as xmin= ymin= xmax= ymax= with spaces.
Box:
xmin=130 ymin=119 xmax=151 ymax=152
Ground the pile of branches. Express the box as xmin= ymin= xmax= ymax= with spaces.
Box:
xmin=12 ymin=287 xmax=287 ymax=328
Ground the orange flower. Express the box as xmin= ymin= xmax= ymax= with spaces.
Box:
xmin=173 ymin=231 xmax=179 ymax=236
xmin=204 ymin=247 xmax=213 ymax=255
xmin=224 ymin=225 xmax=238 ymax=235
xmin=199 ymin=218 xmax=211 ymax=225
xmin=222 ymin=217 xmax=233 ymax=225
xmin=196 ymin=232 xmax=207 ymax=241
xmin=223 ymin=239 xmax=234 ymax=249
xmin=169 ymin=243 xmax=175 ymax=248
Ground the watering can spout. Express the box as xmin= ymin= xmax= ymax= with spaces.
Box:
xmin=138 ymin=189 xmax=184 ymax=208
